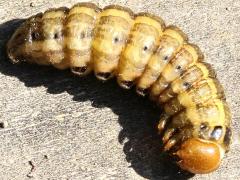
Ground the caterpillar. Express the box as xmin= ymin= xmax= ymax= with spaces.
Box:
xmin=6 ymin=2 xmax=232 ymax=174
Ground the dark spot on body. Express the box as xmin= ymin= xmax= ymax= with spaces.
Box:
xmin=183 ymin=82 xmax=191 ymax=89
xmin=31 ymin=32 xmax=40 ymax=40
xmin=54 ymin=32 xmax=61 ymax=39
xmin=89 ymin=30 xmax=94 ymax=38
xmin=143 ymin=46 xmax=148 ymax=51
xmin=114 ymin=37 xmax=119 ymax=43
xmin=176 ymin=65 xmax=181 ymax=70
xmin=80 ymin=32 xmax=85 ymax=39
xmin=164 ymin=56 xmax=169 ymax=61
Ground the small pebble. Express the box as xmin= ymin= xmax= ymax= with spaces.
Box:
xmin=30 ymin=2 xmax=34 ymax=7
xmin=0 ymin=121 xmax=8 ymax=128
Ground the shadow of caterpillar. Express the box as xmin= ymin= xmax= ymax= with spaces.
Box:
xmin=6 ymin=2 xmax=232 ymax=174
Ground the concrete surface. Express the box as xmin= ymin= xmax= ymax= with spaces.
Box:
xmin=0 ymin=0 xmax=239 ymax=179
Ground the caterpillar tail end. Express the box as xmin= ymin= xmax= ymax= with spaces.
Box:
xmin=6 ymin=19 xmax=28 ymax=64
xmin=173 ymin=138 xmax=225 ymax=174
xmin=7 ymin=36 xmax=20 ymax=64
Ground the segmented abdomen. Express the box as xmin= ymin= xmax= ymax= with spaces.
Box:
xmin=7 ymin=2 xmax=232 ymax=174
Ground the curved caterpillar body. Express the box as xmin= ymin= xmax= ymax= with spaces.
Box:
xmin=7 ymin=2 xmax=232 ymax=174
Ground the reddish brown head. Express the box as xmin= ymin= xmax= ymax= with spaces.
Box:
xmin=174 ymin=138 xmax=224 ymax=174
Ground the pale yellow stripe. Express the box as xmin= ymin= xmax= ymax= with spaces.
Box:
xmin=43 ymin=11 xmax=66 ymax=19
xmin=163 ymin=28 xmax=185 ymax=45
xmin=183 ymin=44 xmax=200 ymax=63
xmin=69 ymin=7 xmax=98 ymax=19
xmin=134 ymin=16 xmax=164 ymax=35
xmin=100 ymin=9 xmax=133 ymax=22
xmin=196 ymin=63 xmax=210 ymax=78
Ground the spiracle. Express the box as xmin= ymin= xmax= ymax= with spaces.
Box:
xmin=6 ymin=2 xmax=232 ymax=174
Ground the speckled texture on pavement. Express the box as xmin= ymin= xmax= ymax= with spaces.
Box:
xmin=0 ymin=0 xmax=239 ymax=179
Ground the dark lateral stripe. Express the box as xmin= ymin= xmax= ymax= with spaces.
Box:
xmin=65 ymin=48 xmax=90 ymax=56
xmin=97 ymin=15 xmax=132 ymax=28
xmin=43 ymin=48 xmax=90 ymax=56
xmin=64 ymin=30 xmax=94 ymax=39
xmin=44 ymin=50 xmax=64 ymax=56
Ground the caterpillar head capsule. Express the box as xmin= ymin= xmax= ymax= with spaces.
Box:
xmin=174 ymin=138 xmax=224 ymax=174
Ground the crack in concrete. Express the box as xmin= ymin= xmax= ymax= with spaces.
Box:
xmin=26 ymin=155 xmax=48 ymax=178
xmin=26 ymin=161 xmax=35 ymax=178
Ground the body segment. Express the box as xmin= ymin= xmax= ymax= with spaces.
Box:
xmin=159 ymin=62 xmax=216 ymax=103
xmin=150 ymin=44 xmax=203 ymax=101
xmin=136 ymin=26 xmax=186 ymax=95
xmin=117 ymin=13 xmax=165 ymax=89
xmin=92 ymin=5 xmax=134 ymax=80
xmin=66 ymin=3 xmax=100 ymax=75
